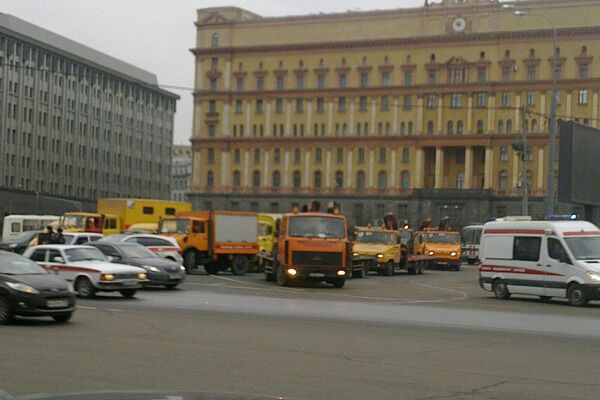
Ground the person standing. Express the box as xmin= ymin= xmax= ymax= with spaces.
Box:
xmin=56 ymin=227 xmax=66 ymax=244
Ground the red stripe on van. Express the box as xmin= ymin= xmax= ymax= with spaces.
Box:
xmin=563 ymin=231 xmax=600 ymax=237
xmin=483 ymin=229 xmax=546 ymax=235
xmin=479 ymin=264 xmax=564 ymax=277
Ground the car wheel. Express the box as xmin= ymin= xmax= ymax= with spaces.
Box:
xmin=52 ymin=313 xmax=72 ymax=323
xmin=275 ymin=263 xmax=288 ymax=287
xmin=331 ymin=278 xmax=345 ymax=288
xmin=0 ymin=296 xmax=13 ymax=325
xmin=75 ymin=277 xmax=96 ymax=298
xmin=231 ymin=256 xmax=250 ymax=276
xmin=492 ymin=279 xmax=511 ymax=300
xmin=184 ymin=252 xmax=196 ymax=273
xmin=353 ymin=264 xmax=365 ymax=279
xmin=567 ymin=284 xmax=589 ymax=307
xmin=119 ymin=289 xmax=137 ymax=298
xmin=165 ymin=284 xmax=178 ymax=290
xmin=384 ymin=261 xmax=394 ymax=277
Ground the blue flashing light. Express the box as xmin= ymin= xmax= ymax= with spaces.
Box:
xmin=547 ymin=214 xmax=578 ymax=221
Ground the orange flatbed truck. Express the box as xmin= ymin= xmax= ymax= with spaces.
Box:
xmin=158 ymin=211 xmax=258 ymax=275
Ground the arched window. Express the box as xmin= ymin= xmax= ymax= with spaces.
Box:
xmin=456 ymin=120 xmax=464 ymax=135
xmin=456 ymin=173 xmax=464 ymax=189
xmin=408 ymin=122 xmax=413 ymax=135
xmin=447 ymin=120 xmax=454 ymax=135
xmin=400 ymin=170 xmax=410 ymax=190
xmin=233 ymin=170 xmax=241 ymax=188
xmin=531 ymin=119 xmax=538 ymax=133
xmin=252 ymin=170 xmax=260 ymax=188
xmin=335 ymin=171 xmax=344 ymax=188
xmin=506 ymin=119 xmax=513 ymax=133
xmin=206 ymin=171 xmax=214 ymax=188
xmin=498 ymin=119 xmax=504 ymax=133
xmin=356 ymin=171 xmax=366 ymax=189
xmin=477 ymin=119 xmax=484 ymax=134
xmin=211 ymin=33 xmax=220 ymax=48
xmin=356 ymin=123 xmax=361 ymax=136
xmin=427 ymin=120 xmax=434 ymax=135
xmin=272 ymin=170 xmax=281 ymax=188
xmin=400 ymin=122 xmax=406 ymax=136
xmin=499 ymin=170 xmax=508 ymax=191
xmin=378 ymin=171 xmax=387 ymax=190
xmin=293 ymin=170 xmax=301 ymax=189
xmin=313 ymin=171 xmax=322 ymax=188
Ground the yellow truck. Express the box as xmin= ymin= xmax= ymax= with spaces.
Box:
xmin=257 ymin=213 xmax=282 ymax=271
xmin=413 ymin=229 xmax=462 ymax=271
xmin=60 ymin=199 xmax=191 ymax=236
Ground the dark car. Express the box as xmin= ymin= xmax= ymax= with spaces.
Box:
xmin=0 ymin=230 xmax=39 ymax=254
xmin=0 ymin=250 xmax=76 ymax=324
xmin=89 ymin=242 xmax=186 ymax=289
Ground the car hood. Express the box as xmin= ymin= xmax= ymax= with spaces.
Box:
xmin=353 ymin=243 xmax=395 ymax=255
xmin=423 ymin=243 xmax=461 ymax=251
xmin=4 ymin=273 xmax=69 ymax=291
xmin=70 ymin=261 xmax=145 ymax=274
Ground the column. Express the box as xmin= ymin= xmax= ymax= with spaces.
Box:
xmin=243 ymin=150 xmax=250 ymax=187
xmin=306 ymin=100 xmax=312 ymax=134
xmin=283 ymin=151 xmax=290 ymax=187
xmin=194 ymin=58 xmax=204 ymax=90
xmin=466 ymin=95 xmax=473 ymax=134
xmin=266 ymin=101 xmax=272 ymax=136
xmin=221 ymin=151 xmax=229 ymax=187
xmin=263 ymin=151 xmax=270 ymax=187
xmin=539 ymin=93 xmax=547 ymax=132
xmin=304 ymin=151 xmax=311 ymax=188
xmin=414 ymin=147 xmax=424 ymax=188
xmin=390 ymin=149 xmax=397 ymax=187
xmin=464 ymin=147 xmax=473 ymax=189
xmin=392 ymin=98 xmax=399 ymax=135
xmin=484 ymin=147 xmax=493 ymax=189
xmin=325 ymin=150 xmax=332 ymax=188
xmin=592 ymin=92 xmax=599 ymax=128
xmin=514 ymin=94 xmax=521 ymax=132
xmin=370 ymin=97 xmax=377 ymax=135
xmin=368 ymin=149 xmax=375 ymax=187
xmin=416 ymin=96 xmax=423 ymax=135
xmin=487 ymin=94 xmax=495 ymax=134
xmin=566 ymin=91 xmax=573 ymax=119
xmin=434 ymin=147 xmax=444 ymax=189
xmin=512 ymin=151 xmax=519 ymax=189
xmin=221 ymin=103 xmax=230 ymax=137
xmin=436 ymin=96 xmax=443 ymax=134
xmin=349 ymin=98 xmax=355 ymax=135
xmin=327 ymin=100 xmax=334 ymax=136
xmin=285 ymin=100 xmax=292 ymax=136
xmin=346 ymin=149 xmax=353 ymax=188
xmin=537 ymin=147 xmax=544 ymax=190
xmin=245 ymin=103 xmax=251 ymax=136
xmin=223 ymin=59 xmax=232 ymax=90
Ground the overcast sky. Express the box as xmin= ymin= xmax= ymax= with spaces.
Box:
xmin=3 ymin=0 xmax=426 ymax=145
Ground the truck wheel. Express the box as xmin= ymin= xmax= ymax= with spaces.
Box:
xmin=567 ymin=283 xmax=589 ymax=307
xmin=231 ymin=256 xmax=250 ymax=276
xmin=184 ymin=252 xmax=196 ymax=273
xmin=275 ymin=263 xmax=288 ymax=287
xmin=353 ymin=264 xmax=365 ymax=279
xmin=384 ymin=261 xmax=394 ymax=277
xmin=407 ymin=264 xmax=417 ymax=275
xmin=204 ymin=264 xmax=219 ymax=275
xmin=492 ymin=279 xmax=511 ymax=300
xmin=75 ymin=277 xmax=96 ymax=298
xmin=331 ymin=278 xmax=345 ymax=288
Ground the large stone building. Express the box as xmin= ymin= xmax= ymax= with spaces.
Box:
xmin=190 ymin=0 xmax=600 ymax=227
xmin=171 ymin=145 xmax=192 ymax=202
xmin=0 ymin=14 xmax=178 ymax=217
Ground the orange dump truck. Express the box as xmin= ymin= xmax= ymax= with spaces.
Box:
xmin=158 ymin=211 xmax=258 ymax=275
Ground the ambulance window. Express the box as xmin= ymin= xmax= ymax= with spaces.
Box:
xmin=513 ymin=236 xmax=541 ymax=261
xmin=143 ymin=207 xmax=154 ymax=215
xmin=11 ymin=222 xmax=20 ymax=232
xmin=547 ymin=238 xmax=569 ymax=262
xmin=165 ymin=208 xmax=176 ymax=216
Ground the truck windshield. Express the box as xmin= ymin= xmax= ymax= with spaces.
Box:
xmin=564 ymin=237 xmax=600 ymax=260
xmin=424 ymin=233 xmax=460 ymax=244
xmin=258 ymin=223 xmax=273 ymax=236
xmin=356 ymin=231 xmax=396 ymax=244
xmin=62 ymin=215 xmax=86 ymax=229
xmin=160 ymin=219 xmax=189 ymax=234
xmin=288 ymin=216 xmax=345 ymax=239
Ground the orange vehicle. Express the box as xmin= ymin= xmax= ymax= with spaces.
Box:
xmin=413 ymin=229 xmax=462 ymax=271
xmin=158 ymin=211 xmax=258 ymax=275
xmin=264 ymin=210 xmax=350 ymax=288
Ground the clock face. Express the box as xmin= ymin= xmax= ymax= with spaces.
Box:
xmin=452 ymin=17 xmax=466 ymax=32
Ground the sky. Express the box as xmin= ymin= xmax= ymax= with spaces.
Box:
xmin=2 ymin=0 xmax=427 ymax=145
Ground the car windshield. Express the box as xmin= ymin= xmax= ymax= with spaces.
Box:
xmin=288 ymin=216 xmax=345 ymax=239
xmin=10 ymin=230 xmax=38 ymax=242
xmin=564 ymin=237 xmax=600 ymax=260
xmin=160 ymin=218 xmax=189 ymax=234
xmin=120 ymin=245 xmax=157 ymax=259
xmin=65 ymin=247 xmax=106 ymax=262
xmin=0 ymin=252 xmax=48 ymax=275
xmin=423 ymin=233 xmax=461 ymax=244
xmin=399 ymin=230 xmax=413 ymax=243
xmin=356 ymin=231 xmax=397 ymax=244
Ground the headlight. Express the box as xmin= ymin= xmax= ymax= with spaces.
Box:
xmin=287 ymin=268 xmax=297 ymax=276
xmin=138 ymin=272 xmax=147 ymax=280
xmin=180 ymin=265 xmax=186 ymax=271
xmin=428 ymin=251 xmax=435 ymax=256
xmin=6 ymin=282 xmax=39 ymax=294
xmin=450 ymin=251 xmax=457 ymax=257
xmin=8 ymin=243 xmax=18 ymax=248
xmin=101 ymin=274 xmax=114 ymax=281
xmin=377 ymin=253 xmax=384 ymax=259
xmin=353 ymin=252 xmax=359 ymax=257
xmin=588 ymin=272 xmax=600 ymax=282
xmin=143 ymin=265 xmax=160 ymax=272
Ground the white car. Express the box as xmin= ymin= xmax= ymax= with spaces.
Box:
xmin=62 ymin=232 xmax=104 ymax=245
xmin=23 ymin=245 xmax=147 ymax=298
xmin=99 ymin=234 xmax=183 ymax=264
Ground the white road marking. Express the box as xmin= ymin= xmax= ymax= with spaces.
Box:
xmin=76 ymin=306 xmax=97 ymax=310
xmin=105 ymin=308 xmax=125 ymax=312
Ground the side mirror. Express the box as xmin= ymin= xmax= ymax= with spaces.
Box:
xmin=53 ymin=256 xmax=65 ymax=264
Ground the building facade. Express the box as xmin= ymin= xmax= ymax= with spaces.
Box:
xmin=171 ymin=145 xmax=192 ymax=202
xmin=190 ymin=0 xmax=600 ymax=227
xmin=0 ymin=14 xmax=178 ymax=217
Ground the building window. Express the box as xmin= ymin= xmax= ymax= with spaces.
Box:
xmin=276 ymin=75 xmax=284 ymax=90
xmin=500 ymin=147 xmax=509 ymax=162
xmin=447 ymin=121 xmax=454 ymax=135
xmin=236 ymin=78 xmax=244 ymax=91
xmin=335 ymin=171 xmax=344 ymax=188
xmin=404 ymin=71 xmax=413 ymax=86
xmin=257 ymin=77 xmax=264 ymax=91
xmin=531 ymin=119 xmax=539 ymax=133
xmin=579 ymin=64 xmax=589 ymax=79
xmin=294 ymin=148 xmax=301 ymax=164
xmin=379 ymin=148 xmax=386 ymax=163
xmin=382 ymin=72 xmax=391 ymax=87
xmin=476 ymin=92 xmax=486 ymax=108
xmin=315 ymin=148 xmax=322 ymax=163
xmin=579 ymin=89 xmax=588 ymax=105
xmin=293 ymin=171 xmax=301 ymax=189
xmin=356 ymin=171 xmax=366 ymax=189
xmin=402 ymin=148 xmax=410 ymax=163
xmin=206 ymin=171 xmax=214 ymax=188
xmin=477 ymin=68 xmax=486 ymax=83
xmin=360 ymin=72 xmax=369 ymax=87
xmin=427 ymin=121 xmax=434 ymax=135
xmin=272 ymin=171 xmax=281 ymax=188
xmin=526 ymin=91 xmax=535 ymax=106
xmin=451 ymin=69 xmax=463 ymax=83
xmin=358 ymin=148 xmax=366 ymax=163
xmin=296 ymin=98 xmax=304 ymax=113
xmin=211 ymin=33 xmax=220 ymax=47
xmin=316 ymin=97 xmax=325 ymax=113
xmin=451 ymin=94 xmax=462 ymax=108
xmin=378 ymin=171 xmax=387 ymax=190
xmin=317 ymin=73 xmax=326 ymax=89
xmin=209 ymin=79 xmax=217 ymax=91
xmin=498 ymin=170 xmax=508 ymax=191
xmin=456 ymin=120 xmax=464 ymax=135
xmin=498 ymin=120 xmax=504 ymax=133
xmin=339 ymin=73 xmax=347 ymax=88
xmin=235 ymin=100 xmax=243 ymax=114
xmin=359 ymin=96 xmax=368 ymax=112
xmin=207 ymin=148 xmax=215 ymax=163
xmin=477 ymin=120 xmax=484 ymax=134
xmin=338 ymin=97 xmax=346 ymax=112
xmin=233 ymin=170 xmax=241 ymax=188
xmin=256 ymin=100 xmax=263 ymax=113
xmin=428 ymin=70 xmax=437 ymax=84
xmin=313 ymin=171 xmax=322 ymax=188
xmin=234 ymin=149 xmax=241 ymax=163
xmin=527 ymin=67 xmax=536 ymax=81
xmin=208 ymin=124 xmax=216 ymax=137
xmin=427 ymin=94 xmax=436 ymax=109
xmin=502 ymin=67 xmax=512 ymax=82
xmin=381 ymin=96 xmax=389 ymax=111
xmin=400 ymin=122 xmax=406 ymax=136
xmin=403 ymin=95 xmax=412 ymax=109
xmin=501 ymin=92 xmax=510 ymax=107
xmin=336 ymin=148 xmax=343 ymax=164
xmin=252 ymin=170 xmax=261 ymax=188
xmin=400 ymin=170 xmax=410 ymax=190
xmin=506 ymin=119 xmax=513 ymax=133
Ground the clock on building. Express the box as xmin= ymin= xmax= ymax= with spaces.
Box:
xmin=452 ymin=17 xmax=466 ymax=32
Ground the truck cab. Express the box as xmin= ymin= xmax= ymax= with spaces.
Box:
xmin=266 ymin=211 xmax=349 ymax=288
xmin=414 ymin=229 xmax=462 ymax=271
xmin=60 ymin=212 xmax=121 ymax=236
xmin=353 ymin=228 xmax=401 ymax=276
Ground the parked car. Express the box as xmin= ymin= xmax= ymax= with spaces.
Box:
xmin=23 ymin=245 xmax=147 ymax=299
xmin=90 ymin=242 xmax=186 ymax=289
xmin=0 ymin=230 xmax=40 ymax=254
xmin=0 ymin=250 xmax=76 ymax=324
xmin=62 ymin=232 xmax=104 ymax=245
xmin=99 ymin=234 xmax=183 ymax=264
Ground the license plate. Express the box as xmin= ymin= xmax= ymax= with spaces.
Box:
xmin=438 ymin=261 xmax=448 ymax=265
xmin=309 ymin=272 xmax=325 ymax=278
xmin=47 ymin=300 xmax=68 ymax=308
xmin=169 ymin=274 xmax=180 ymax=280
xmin=123 ymin=280 xmax=137 ymax=286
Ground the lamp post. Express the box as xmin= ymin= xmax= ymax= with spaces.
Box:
xmin=511 ymin=9 xmax=558 ymax=217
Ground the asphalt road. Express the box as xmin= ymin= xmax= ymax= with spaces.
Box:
xmin=2 ymin=265 xmax=600 ymax=400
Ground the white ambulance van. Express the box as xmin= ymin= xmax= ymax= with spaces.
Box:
xmin=479 ymin=219 xmax=600 ymax=306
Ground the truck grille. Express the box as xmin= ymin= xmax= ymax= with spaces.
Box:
xmin=291 ymin=251 xmax=342 ymax=267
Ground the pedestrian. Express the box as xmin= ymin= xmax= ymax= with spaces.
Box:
xmin=41 ymin=226 xmax=55 ymax=244
xmin=56 ymin=227 xmax=66 ymax=244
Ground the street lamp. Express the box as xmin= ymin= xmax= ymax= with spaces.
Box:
xmin=512 ymin=9 xmax=559 ymax=217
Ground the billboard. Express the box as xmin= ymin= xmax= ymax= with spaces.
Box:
xmin=559 ymin=121 xmax=600 ymax=206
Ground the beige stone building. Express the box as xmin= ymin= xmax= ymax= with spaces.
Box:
xmin=189 ymin=0 xmax=600 ymax=226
